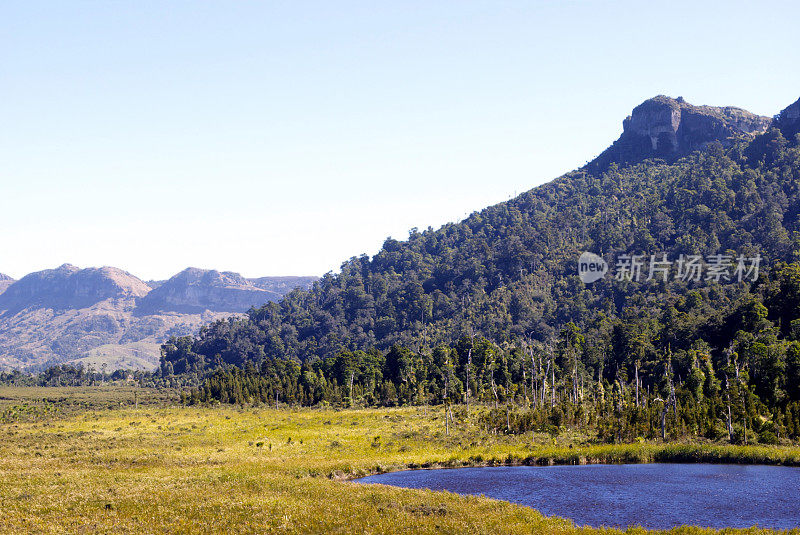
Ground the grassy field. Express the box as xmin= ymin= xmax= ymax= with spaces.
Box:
xmin=0 ymin=388 xmax=798 ymax=534
xmin=0 ymin=385 xmax=176 ymax=421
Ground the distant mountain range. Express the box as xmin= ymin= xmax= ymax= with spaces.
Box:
xmin=0 ymin=265 xmax=317 ymax=371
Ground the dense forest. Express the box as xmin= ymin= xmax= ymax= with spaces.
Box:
xmin=176 ymin=258 xmax=800 ymax=444
xmin=157 ymin=106 xmax=800 ymax=443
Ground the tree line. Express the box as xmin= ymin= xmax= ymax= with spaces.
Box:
xmin=168 ymin=260 xmax=800 ymax=444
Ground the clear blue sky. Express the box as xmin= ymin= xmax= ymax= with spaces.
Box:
xmin=2 ymin=1 xmax=799 ymax=281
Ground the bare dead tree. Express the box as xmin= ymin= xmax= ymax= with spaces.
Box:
xmin=443 ymin=352 xmax=452 ymax=436
xmin=657 ymin=350 xmax=678 ymax=441
xmin=724 ymin=343 xmax=735 ymax=442
xmin=522 ymin=369 xmax=527 ymax=401
xmin=541 ymin=344 xmax=547 ymax=407
xmin=348 ymin=370 xmax=355 ymax=407
xmin=491 ymin=370 xmax=499 ymax=409
xmin=598 ymin=351 xmax=605 ymax=404
xmin=551 ymin=357 xmax=556 ymax=409
xmin=465 ymin=327 xmax=475 ymax=416
xmin=466 ymin=344 xmax=472 ymax=414
xmin=526 ymin=334 xmax=538 ymax=409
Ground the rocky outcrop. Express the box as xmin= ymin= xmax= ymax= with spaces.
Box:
xmin=774 ymin=97 xmax=800 ymax=140
xmin=588 ymin=96 xmax=771 ymax=172
xmin=0 ymin=274 xmax=14 ymax=296
xmin=136 ymin=268 xmax=283 ymax=314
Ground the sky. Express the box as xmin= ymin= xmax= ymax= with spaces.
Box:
xmin=2 ymin=1 xmax=799 ymax=281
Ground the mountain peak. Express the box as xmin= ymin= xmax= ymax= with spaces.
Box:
xmin=136 ymin=267 xmax=279 ymax=314
xmin=171 ymin=267 xmax=251 ymax=288
xmin=55 ymin=263 xmax=80 ymax=273
xmin=588 ymin=95 xmax=771 ymax=172
xmin=0 ymin=264 xmax=149 ymax=312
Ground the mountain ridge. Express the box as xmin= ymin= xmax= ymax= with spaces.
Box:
xmin=161 ymin=93 xmax=800 ymax=374
xmin=0 ymin=265 xmax=317 ymax=371
xmin=136 ymin=267 xmax=282 ymax=315
xmin=0 ymin=264 xmax=150 ymax=313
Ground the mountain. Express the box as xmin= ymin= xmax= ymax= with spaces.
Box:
xmin=0 ymin=266 xmax=317 ymax=371
xmin=588 ymin=95 xmax=771 ymax=172
xmin=163 ymin=94 xmax=800 ymax=375
xmin=0 ymin=274 xmax=14 ymax=296
xmin=0 ymin=264 xmax=150 ymax=312
xmin=137 ymin=268 xmax=281 ymax=314
xmin=143 ymin=275 xmax=318 ymax=295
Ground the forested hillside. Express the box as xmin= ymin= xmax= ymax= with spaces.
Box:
xmin=162 ymin=95 xmax=800 ymax=443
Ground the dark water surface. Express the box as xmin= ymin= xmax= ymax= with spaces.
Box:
xmin=357 ymin=464 xmax=800 ymax=530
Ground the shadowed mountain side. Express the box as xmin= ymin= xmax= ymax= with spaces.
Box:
xmin=775 ymin=96 xmax=800 ymax=141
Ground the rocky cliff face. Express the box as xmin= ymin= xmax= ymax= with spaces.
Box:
xmin=0 ymin=265 xmax=317 ymax=371
xmin=0 ymin=264 xmax=151 ymax=312
xmin=589 ymin=95 xmax=772 ymax=172
xmin=775 ymin=97 xmax=800 ymax=140
xmin=249 ymin=275 xmax=319 ymax=295
xmin=136 ymin=268 xmax=282 ymax=314
xmin=0 ymin=274 xmax=14 ymax=296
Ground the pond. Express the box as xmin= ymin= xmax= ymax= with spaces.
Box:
xmin=357 ymin=464 xmax=800 ymax=530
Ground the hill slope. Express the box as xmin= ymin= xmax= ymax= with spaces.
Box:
xmin=166 ymin=95 xmax=800 ymax=372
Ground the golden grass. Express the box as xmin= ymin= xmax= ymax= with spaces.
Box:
xmin=0 ymin=390 xmax=797 ymax=534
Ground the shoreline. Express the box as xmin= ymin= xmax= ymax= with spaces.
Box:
xmin=338 ymin=442 xmax=800 ymax=481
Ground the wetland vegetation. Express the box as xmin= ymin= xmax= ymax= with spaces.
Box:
xmin=1 ymin=387 xmax=798 ymax=534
